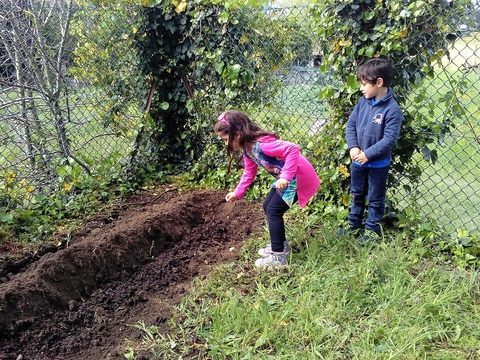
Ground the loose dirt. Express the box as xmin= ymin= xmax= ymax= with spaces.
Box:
xmin=0 ymin=189 xmax=265 ymax=360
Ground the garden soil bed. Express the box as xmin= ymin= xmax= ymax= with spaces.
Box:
xmin=0 ymin=188 xmax=265 ymax=360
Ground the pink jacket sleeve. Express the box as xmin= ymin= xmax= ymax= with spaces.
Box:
xmin=233 ymin=138 xmax=300 ymax=199
xmin=233 ymin=155 xmax=258 ymax=199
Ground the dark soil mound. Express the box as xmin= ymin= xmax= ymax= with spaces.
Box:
xmin=0 ymin=189 xmax=264 ymax=360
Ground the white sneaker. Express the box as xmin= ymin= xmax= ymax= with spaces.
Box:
xmin=258 ymin=241 xmax=290 ymax=257
xmin=255 ymin=253 xmax=287 ymax=268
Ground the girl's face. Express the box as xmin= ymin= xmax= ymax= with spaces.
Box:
xmin=217 ymin=132 xmax=242 ymax=151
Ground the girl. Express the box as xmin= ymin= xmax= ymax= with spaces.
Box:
xmin=215 ymin=110 xmax=320 ymax=268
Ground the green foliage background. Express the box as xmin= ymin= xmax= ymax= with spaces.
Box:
xmin=137 ymin=0 xmax=473 ymax=214
xmin=309 ymin=0 xmax=473 ymax=207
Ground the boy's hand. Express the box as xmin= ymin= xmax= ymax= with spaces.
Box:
xmin=276 ymin=178 xmax=289 ymax=190
xmin=349 ymin=147 xmax=361 ymax=160
xmin=354 ymin=151 xmax=369 ymax=164
xmin=225 ymin=192 xmax=239 ymax=202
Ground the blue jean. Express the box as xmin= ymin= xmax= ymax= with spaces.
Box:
xmin=348 ymin=163 xmax=389 ymax=233
xmin=263 ymin=188 xmax=298 ymax=252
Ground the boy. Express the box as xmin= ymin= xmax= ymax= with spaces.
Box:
xmin=341 ymin=56 xmax=403 ymax=243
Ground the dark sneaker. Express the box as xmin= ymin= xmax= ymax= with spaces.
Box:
xmin=258 ymin=241 xmax=290 ymax=257
xmin=359 ymin=229 xmax=381 ymax=244
xmin=336 ymin=227 xmax=360 ymax=236
xmin=255 ymin=253 xmax=287 ymax=268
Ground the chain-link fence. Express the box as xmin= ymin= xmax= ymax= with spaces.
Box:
xmin=1 ymin=3 xmax=479 ymax=234
xmin=0 ymin=1 xmax=145 ymax=209
xmin=217 ymin=5 xmax=480 ymax=235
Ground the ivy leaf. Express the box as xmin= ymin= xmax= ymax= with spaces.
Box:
xmin=215 ymin=61 xmax=224 ymax=74
xmin=339 ymin=40 xmax=352 ymax=47
xmin=175 ymin=1 xmax=187 ymax=14
xmin=160 ymin=102 xmax=169 ymax=110
xmin=365 ymin=45 xmax=375 ymax=57
xmin=0 ymin=212 xmax=13 ymax=223
xmin=232 ymin=64 xmax=241 ymax=73
xmin=337 ymin=208 xmax=349 ymax=220
xmin=219 ymin=12 xmax=229 ymax=23
xmin=346 ymin=74 xmax=357 ymax=89
xmin=226 ymin=64 xmax=241 ymax=80
xmin=334 ymin=3 xmax=347 ymax=13
xmin=421 ymin=146 xmax=431 ymax=161
xmin=363 ymin=11 xmax=375 ymax=21
xmin=144 ymin=0 xmax=161 ymax=7
xmin=318 ymin=86 xmax=334 ymax=99
xmin=225 ymin=88 xmax=238 ymax=98
xmin=338 ymin=164 xmax=350 ymax=178
xmin=430 ymin=149 xmax=438 ymax=165
xmin=445 ymin=33 xmax=457 ymax=42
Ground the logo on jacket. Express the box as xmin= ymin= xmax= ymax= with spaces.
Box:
xmin=372 ymin=113 xmax=383 ymax=124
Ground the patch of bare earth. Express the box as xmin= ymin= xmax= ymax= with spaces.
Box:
xmin=0 ymin=189 xmax=264 ymax=360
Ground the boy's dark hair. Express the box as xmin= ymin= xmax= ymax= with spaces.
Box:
xmin=357 ymin=56 xmax=395 ymax=88
xmin=214 ymin=110 xmax=278 ymax=171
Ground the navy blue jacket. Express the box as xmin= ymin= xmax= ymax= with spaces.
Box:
xmin=346 ymin=90 xmax=403 ymax=166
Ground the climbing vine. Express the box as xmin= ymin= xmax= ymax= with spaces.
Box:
xmin=308 ymin=0 xmax=472 ymax=212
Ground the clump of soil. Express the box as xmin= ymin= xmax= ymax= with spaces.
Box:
xmin=0 ymin=189 xmax=265 ymax=360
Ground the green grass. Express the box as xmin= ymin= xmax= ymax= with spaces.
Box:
xmin=393 ymin=131 xmax=480 ymax=234
xmin=417 ymin=139 xmax=479 ymax=230
xmin=124 ymin=217 xmax=480 ymax=359
xmin=447 ymin=32 xmax=480 ymax=68
xmin=412 ymin=68 xmax=480 ymax=123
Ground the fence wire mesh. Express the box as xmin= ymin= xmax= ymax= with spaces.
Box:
xmin=218 ymin=5 xmax=480 ymax=234
xmin=0 ymin=1 xmax=145 ymax=208
xmin=0 ymin=2 xmax=479 ymax=234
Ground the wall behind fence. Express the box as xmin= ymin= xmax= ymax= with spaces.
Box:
xmin=0 ymin=3 xmax=478 ymax=235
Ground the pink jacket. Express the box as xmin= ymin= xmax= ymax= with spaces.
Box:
xmin=234 ymin=136 xmax=320 ymax=208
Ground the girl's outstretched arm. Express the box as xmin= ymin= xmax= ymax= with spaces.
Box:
xmin=233 ymin=156 xmax=258 ymax=199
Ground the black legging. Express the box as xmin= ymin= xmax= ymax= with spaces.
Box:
xmin=263 ymin=188 xmax=298 ymax=253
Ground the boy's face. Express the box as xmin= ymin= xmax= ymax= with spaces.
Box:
xmin=359 ymin=78 xmax=387 ymax=101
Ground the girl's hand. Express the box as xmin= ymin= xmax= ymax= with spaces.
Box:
xmin=276 ymin=178 xmax=289 ymax=190
xmin=225 ymin=192 xmax=239 ymax=202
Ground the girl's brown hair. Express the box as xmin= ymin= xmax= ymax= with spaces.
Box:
xmin=214 ymin=110 xmax=278 ymax=171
